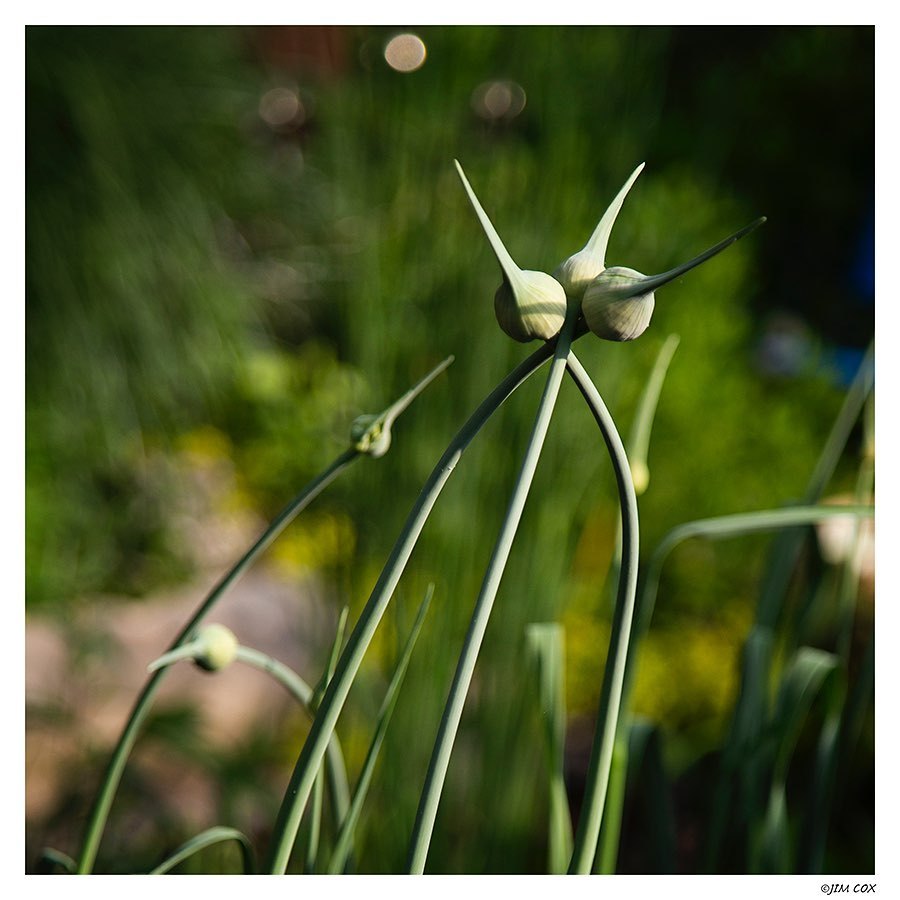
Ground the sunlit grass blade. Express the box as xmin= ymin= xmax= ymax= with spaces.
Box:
xmin=406 ymin=309 xmax=578 ymax=874
xmin=563 ymin=351 xmax=640 ymax=874
xmin=305 ymin=607 xmax=349 ymax=873
xmin=148 ymin=826 xmax=255 ymax=874
xmin=327 ymin=585 xmax=434 ymax=874
xmin=525 ymin=622 xmax=573 ymax=874
xmin=265 ymin=338 xmax=561 ymax=874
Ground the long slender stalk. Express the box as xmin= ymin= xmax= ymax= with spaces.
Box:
xmin=265 ymin=339 xmax=559 ymax=873
xmin=564 ymin=351 xmax=640 ymax=874
xmin=406 ymin=310 xmax=578 ymax=874
xmin=637 ymin=505 xmax=875 ymax=668
xmin=327 ymin=585 xmax=434 ymax=874
xmin=626 ymin=333 xmax=681 ymax=495
xmin=305 ymin=608 xmax=348 ymax=873
xmin=234 ymin=645 xmax=350 ymax=824
xmin=525 ymin=623 xmax=573 ymax=875
xmin=595 ymin=733 xmax=628 ymax=873
xmin=596 ymin=335 xmax=680 ymax=873
xmin=76 ymin=447 xmax=358 ymax=874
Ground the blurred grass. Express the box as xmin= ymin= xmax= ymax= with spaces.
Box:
xmin=26 ymin=25 xmax=873 ymax=874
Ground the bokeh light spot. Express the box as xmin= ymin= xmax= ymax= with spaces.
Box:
xmin=384 ymin=33 xmax=427 ymax=73
xmin=258 ymin=86 xmax=306 ymax=130
xmin=471 ymin=79 xmax=527 ymax=122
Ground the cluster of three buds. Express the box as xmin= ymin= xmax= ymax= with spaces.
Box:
xmin=454 ymin=159 xmax=765 ymax=343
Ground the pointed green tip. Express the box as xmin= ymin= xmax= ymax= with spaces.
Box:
xmin=453 ymin=158 xmax=521 ymax=283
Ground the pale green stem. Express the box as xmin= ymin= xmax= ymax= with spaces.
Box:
xmin=564 ymin=351 xmax=640 ymax=874
xmin=596 ymin=733 xmax=629 ymax=873
xmin=306 ymin=607 xmax=348 ymax=873
xmin=265 ymin=339 xmax=560 ymax=873
xmin=406 ymin=308 xmax=578 ymax=874
xmin=596 ymin=336 xmax=680 ymax=872
xmin=327 ymin=585 xmax=434 ymax=874
xmin=525 ymin=622 xmax=573 ymax=874
xmin=75 ymin=448 xmax=358 ymax=874
xmin=148 ymin=826 xmax=254 ymax=875
xmin=627 ymin=334 xmax=681 ymax=491
xmin=234 ymin=645 xmax=351 ymax=827
xmin=635 ymin=504 xmax=876 ymax=673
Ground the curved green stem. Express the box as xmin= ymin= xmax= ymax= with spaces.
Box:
xmin=406 ymin=309 xmax=579 ymax=874
xmin=327 ymin=585 xmax=434 ymax=874
xmin=234 ymin=645 xmax=351 ymax=825
xmin=564 ymin=351 xmax=640 ymax=874
xmin=633 ymin=504 xmax=875 ymax=690
xmin=148 ymin=826 xmax=255 ymax=875
xmin=623 ymin=504 xmax=874 ymax=732
xmin=265 ymin=339 xmax=560 ymax=873
xmin=76 ymin=447 xmax=358 ymax=874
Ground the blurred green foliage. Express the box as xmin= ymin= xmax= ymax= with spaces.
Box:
xmin=26 ymin=25 xmax=872 ymax=874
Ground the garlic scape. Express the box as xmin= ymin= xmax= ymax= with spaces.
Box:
xmin=147 ymin=623 xmax=239 ymax=673
xmin=583 ymin=216 xmax=767 ymax=342
xmin=552 ymin=162 xmax=646 ymax=301
xmin=454 ymin=160 xmax=567 ymax=343
xmin=350 ymin=354 xmax=455 ymax=457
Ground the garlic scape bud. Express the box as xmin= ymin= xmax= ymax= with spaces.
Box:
xmin=454 ymin=160 xmax=567 ymax=343
xmin=552 ymin=162 xmax=646 ymax=301
xmin=351 ymin=354 xmax=454 ymax=457
xmin=147 ymin=623 xmax=239 ymax=674
xmin=583 ymin=216 xmax=767 ymax=342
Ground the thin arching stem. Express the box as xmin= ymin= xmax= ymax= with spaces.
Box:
xmin=234 ymin=645 xmax=351 ymax=826
xmin=564 ymin=351 xmax=640 ymax=874
xmin=76 ymin=448 xmax=358 ymax=874
xmin=265 ymin=339 xmax=559 ymax=873
xmin=406 ymin=308 xmax=579 ymax=874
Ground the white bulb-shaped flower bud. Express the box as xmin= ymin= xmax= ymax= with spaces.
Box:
xmin=583 ymin=217 xmax=767 ymax=342
xmin=455 ymin=160 xmax=567 ymax=342
xmin=582 ymin=267 xmax=656 ymax=342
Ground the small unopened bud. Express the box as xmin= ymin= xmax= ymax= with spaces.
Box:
xmin=147 ymin=623 xmax=239 ymax=674
xmin=630 ymin=459 xmax=650 ymax=495
xmin=192 ymin=623 xmax=239 ymax=672
xmin=350 ymin=355 xmax=454 ymax=458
